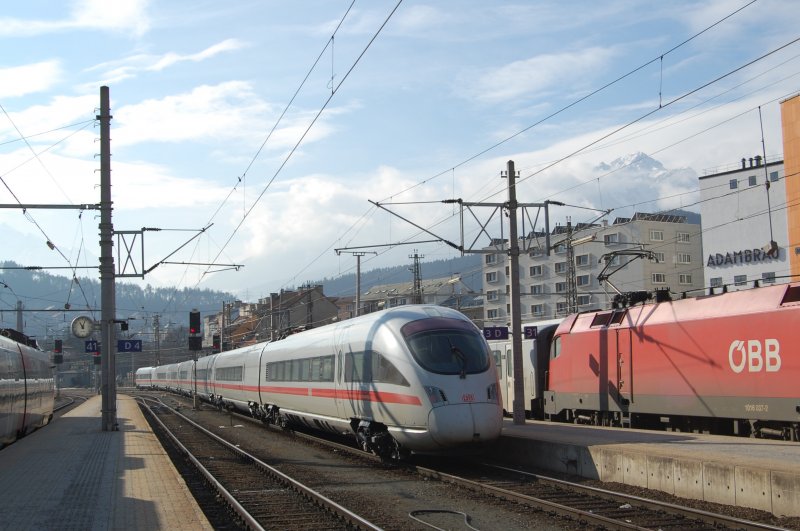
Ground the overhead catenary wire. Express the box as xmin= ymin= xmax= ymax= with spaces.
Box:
xmin=200 ymin=1 xmax=404 ymax=284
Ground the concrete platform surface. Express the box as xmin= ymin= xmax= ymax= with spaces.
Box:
xmin=0 ymin=394 xmax=212 ymax=531
xmin=496 ymin=419 xmax=800 ymax=517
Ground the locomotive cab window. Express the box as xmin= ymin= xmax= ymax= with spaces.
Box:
xmin=551 ymin=335 xmax=562 ymax=359
xmin=401 ymin=317 xmax=490 ymax=376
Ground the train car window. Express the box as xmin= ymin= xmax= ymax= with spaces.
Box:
xmin=320 ymin=355 xmax=334 ymax=382
xmin=402 ymin=318 xmax=490 ymax=376
xmin=291 ymin=359 xmax=302 ymax=381
xmin=491 ymin=350 xmax=501 ymax=377
xmin=371 ymin=351 xmax=409 ymax=386
xmin=344 ymin=352 xmax=372 ymax=382
xmin=196 ymin=369 xmax=208 ymax=381
xmin=343 ymin=350 xmax=409 ymax=386
xmin=300 ymin=358 xmax=311 ymax=381
xmin=216 ymin=366 xmax=243 ymax=381
xmin=506 ymin=349 xmax=513 ymax=377
xmin=179 ymin=370 xmax=188 ymax=380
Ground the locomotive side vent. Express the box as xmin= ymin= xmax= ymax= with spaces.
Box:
xmin=780 ymin=285 xmax=800 ymax=305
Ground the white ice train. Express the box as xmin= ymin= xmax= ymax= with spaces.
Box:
xmin=137 ymin=305 xmax=503 ymax=458
xmin=0 ymin=329 xmax=55 ymax=447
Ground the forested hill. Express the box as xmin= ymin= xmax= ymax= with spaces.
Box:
xmin=0 ymin=261 xmax=234 ymax=339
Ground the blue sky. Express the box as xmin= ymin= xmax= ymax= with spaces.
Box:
xmin=1 ymin=0 xmax=799 ymax=301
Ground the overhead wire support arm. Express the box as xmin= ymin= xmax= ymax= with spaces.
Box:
xmin=368 ymin=199 xmax=463 ymax=253
xmin=142 ymin=223 xmax=221 ymax=275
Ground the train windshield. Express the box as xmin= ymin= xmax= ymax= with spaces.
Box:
xmin=401 ymin=317 xmax=490 ymax=376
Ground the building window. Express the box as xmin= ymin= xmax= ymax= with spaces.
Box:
xmin=531 ymin=304 xmax=544 ymax=316
xmin=485 ymin=254 xmax=497 ymax=265
xmin=734 ymin=274 xmax=747 ymax=286
xmin=529 ymin=265 xmax=543 ymax=277
xmin=604 ymin=233 xmax=619 ymax=245
xmin=729 ymin=179 xmax=738 ymax=189
xmin=485 ymin=271 xmax=498 ymax=283
xmin=529 ymin=247 xmax=544 ymax=258
xmin=576 ymin=253 xmax=590 ymax=266
xmin=577 ymin=274 xmax=590 ymax=287
xmin=577 ymin=294 xmax=591 ymax=306
xmin=676 ymin=232 xmax=690 ymax=243
xmin=555 ymin=282 xmax=567 ymax=293
xmin=770 ymin=171 xmax=779 ymax=182
xmin=554 ymin=243 xmax=566 ymax=254
xmin=679 ymin=274 xmax=692 ymax=285
xmin=653 ymin=251 xmax=665 ymax=263
xmin=676 ymin=253 xmax=691 ymax=264
xmin=487 ymin=309 xmax=498 ymax=319
xmin=486 ymin=290 xmax=499 ymax=301
xmin=554 ymin=261 xmax=567 ymax=274
xmin=649 ymin=229 xmax=664 ymax=241
xmin=556 ymin=302 xmax=568 ymax=314
xmin=748 ymin=175 xmax=757 ymax=186
xmin=604 ymin=255 xmax=620 ymax=266
xmin=530 ymin=284 xmax=543 ymax=295
xmin=505 ymin=266 xmax=509 ymax=275
xmin=710 ymin=277 xmax=722 ymax=288
xmin=762 ymin=272 xmax=776 ymax=284
xmin=652 ymin=273 xmax=666 ymax=284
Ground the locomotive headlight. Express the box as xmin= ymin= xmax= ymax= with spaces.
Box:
xmin=486 ymin=382 xmax=499 ymax=402
xmin=425 ymin=385 xmax=448 ymax=405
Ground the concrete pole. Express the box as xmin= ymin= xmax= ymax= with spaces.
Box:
xmin=355 ymin=253 xmax=363 ymax=316
xmin=505 ymin=160 xmax=526 ymax=425
xmin=98 ymin=85 xmax=117 ymax=431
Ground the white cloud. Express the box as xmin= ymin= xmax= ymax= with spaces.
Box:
xmin=149 ymin=39 xmax=248 ymax=71
xmin=0 ymin=61 xmax=62 ymax=99
xmin=0 ymin=0 xmax=151 ymax=37
xmin=70 ymin=0 xmax=151 ymax=36
xmin=465 ymin=47 xmax=617 ymax=104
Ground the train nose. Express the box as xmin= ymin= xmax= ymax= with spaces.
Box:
xmin=427 ymin=403 xmax=502 ymax=447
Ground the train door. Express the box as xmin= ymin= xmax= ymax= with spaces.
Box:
xmin=333 ymin=324 xmax=352 ymax=421
xmin=496 ymin=342 xmax=514 ymax=414
xmin=614 ymin=327 xmax=633 ymax=419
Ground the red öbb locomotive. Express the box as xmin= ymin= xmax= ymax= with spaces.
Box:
xmin=542 ymin=282 xmax=800 ymax=440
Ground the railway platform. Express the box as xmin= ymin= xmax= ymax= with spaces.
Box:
xmin=495 ymin=419 xmax=800 ymax=518
xmin=0 ymin=394 xmax=211 ymax=531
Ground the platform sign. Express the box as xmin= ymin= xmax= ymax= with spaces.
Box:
xmin=483 ymin=326 xmax=509 ymax=340
xmin=85 ymin=339 xmax=99 ymax=353
xmin=117 ymin=339 xmax=142 ymax=353
xmin=523 ymin=326 xmax=538 ymax=340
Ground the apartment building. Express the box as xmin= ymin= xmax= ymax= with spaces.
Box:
xmin=699 ymin=157 xmax=788 ymax=290
xmin=482 ymin=212 xmax=704 ymax=324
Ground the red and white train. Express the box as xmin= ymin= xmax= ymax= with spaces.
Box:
xmin=490 ymin=282 xmax=800 ymax=440
xmin=136 ymin=305 xmax=503 ymax=458
xmin=0 ymin=329 xmax=55 ymax=448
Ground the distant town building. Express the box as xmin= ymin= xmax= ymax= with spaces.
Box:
xmin=482 ymin=212 xmax=704 ymax=324
xmin=360 ymin=276 xmax=480 ymax=319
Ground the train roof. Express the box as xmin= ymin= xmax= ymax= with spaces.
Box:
xmin=561 ymin=282 xmax=800 ymax=333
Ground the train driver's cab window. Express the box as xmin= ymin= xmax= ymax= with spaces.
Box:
xmin=551 ymin=335 xmax=562 ymax=359
xmin=402 ymin=318 xmax=490 ymax=376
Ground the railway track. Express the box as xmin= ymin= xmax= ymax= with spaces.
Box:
xmin=283 ymin=427 xmax=793 ymax=530
xmin=138 ymin=391 xmax=798 ymax=530
xmin=138 ymin=396 xmax=381 ymax=531
xmin=413 ymin=459 xmax=792 ymax=531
